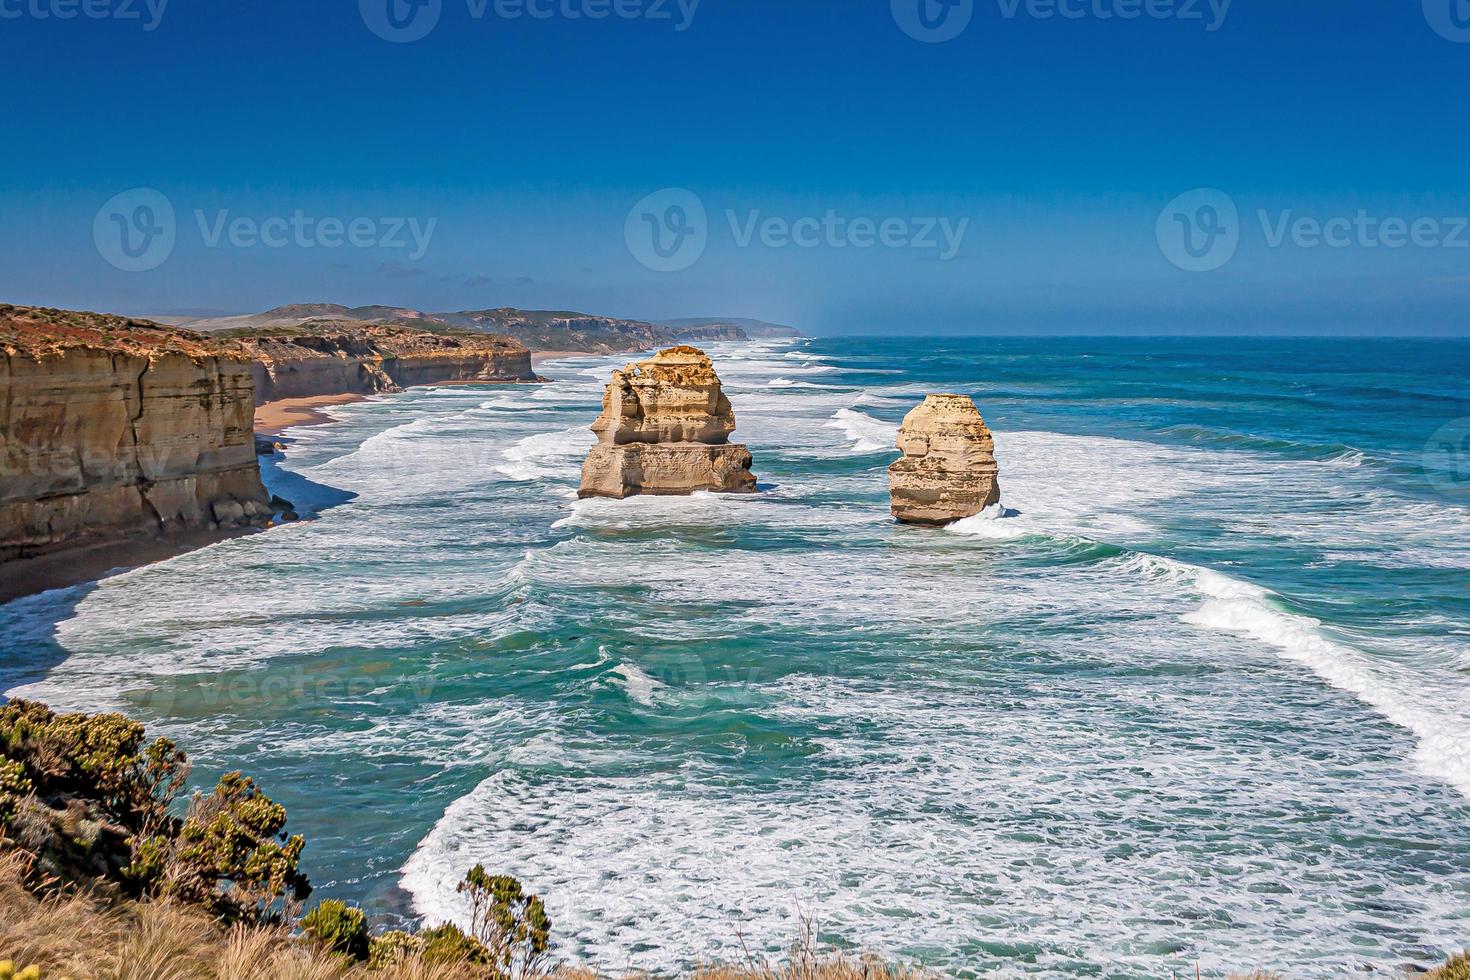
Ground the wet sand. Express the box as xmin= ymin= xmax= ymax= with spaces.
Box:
xmin=254 ymin=394 xmax=366 ymax=436
xmin=0 ymin=527 xmax=261 ymax=605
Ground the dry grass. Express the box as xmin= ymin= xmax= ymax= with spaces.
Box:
xmin=0 ymin=851 xmax=928 ymax=980
xmin=0 ymin=850 xmax=464 ymax=980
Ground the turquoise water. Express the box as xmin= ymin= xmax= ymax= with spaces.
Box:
xmin=4 ymin=337 xmax=1470 ymax=976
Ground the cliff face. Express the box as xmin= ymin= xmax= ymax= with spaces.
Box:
xmin=239 ymin=324 xmax=536 ymax=404
xmin=579 ymin=346 xmax=758 ymax=499
xmin=0 ymin=306 xmax=277 ymax=562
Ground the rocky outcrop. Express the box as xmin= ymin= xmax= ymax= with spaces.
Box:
xmin=578 ymin=346 xmax=757 ymax=499
xmin=0 ymin=306 xmax=279 ymax=562
xmin=888 ymin=394 xmax=1001 ymax=526
xmin=238 ymin=323 xmax=536 ymax=404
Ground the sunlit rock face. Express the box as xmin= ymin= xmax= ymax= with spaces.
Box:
xmin=888 ymin=394 xmax=1001 ymax=526
xmin=578 ymin=346 xmax=757 ymax=499
xmin=0 ymin=307 xmax=276 ymax=560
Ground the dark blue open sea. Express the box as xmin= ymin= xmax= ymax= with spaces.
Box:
xmin=5 ymin=336 xmax=1470 ymax=976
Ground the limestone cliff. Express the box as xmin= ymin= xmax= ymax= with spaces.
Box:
xmin=579 ymin=346 xmax=757 ymax=499
xmin=888 ymin=394 xmax=1001 ymax=526
xmin=238 ymin=323 xmax=536 ymax=404
xmin=0 ymin=306 xmax=277 ymax=561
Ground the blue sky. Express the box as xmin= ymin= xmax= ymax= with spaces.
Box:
xmin=2 ymin=0 xmax=1467 ymax=334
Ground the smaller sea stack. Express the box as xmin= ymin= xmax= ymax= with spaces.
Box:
xmin=578 ymin=346 xmax=758 ymax=499
xmin=888 ymin=394 xmax=1001 ymax=526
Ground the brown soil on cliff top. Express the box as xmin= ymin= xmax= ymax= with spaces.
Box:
xmin=0 ymin=305 xmax=245 ymax=360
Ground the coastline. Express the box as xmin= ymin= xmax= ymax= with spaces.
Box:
xmin=254 ymin=393 xmax=368 ymax=437
xmin=532 ymin=350 xmax=596 ymax=365
xmin=2 ymin=362 xmax=600 ymax=607
xmin=253 ymin=359 xmax=595 ymax=434
xmin=0 ymin=526 xmax=262 ymax=606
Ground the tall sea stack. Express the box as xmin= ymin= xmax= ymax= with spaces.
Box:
xmin=578 ymin=346 xmax=758 ymax=499
xmin=888 ymin=394 xmax=1001 ymax=526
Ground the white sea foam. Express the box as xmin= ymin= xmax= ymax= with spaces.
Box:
xmin=497 ymin=426 xmax=594 ymax=482
xmin=608 ymin=662 xmax=667 ymax=707
xmin=945 ymin=503 xmax=1025 ymax=538
xmin=1115 ymin=552 xmax=1470 ymax=800
xmin=825 ymin=408 xmax=897 ymax=453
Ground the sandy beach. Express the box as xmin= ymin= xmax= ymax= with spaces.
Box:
xmin=254 ymin=394 xmax=366 ymax=436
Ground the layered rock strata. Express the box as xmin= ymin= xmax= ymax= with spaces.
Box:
xmin=0 ymin=306 xmax=277 ymax=561
xmin=240 ymin=323 xmax=536 ymax=404
xmin=888 ymin=394 xmax=1001 ymax=526
xmin=578 ymin=346 xmax=757 ymax=499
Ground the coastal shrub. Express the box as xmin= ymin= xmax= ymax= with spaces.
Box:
xmin=457 ymin=864 xmax=551 ymax=978
xmin=0 ymin=758 xmax=32 ymax=828
xmin=0 ymin=699 xmax=309 ymax=924
xmin=421 ymin=922 xmax=490 ymax=967
xmin=368 ymin=929 xmax=425 ymax=968
xmin=0 ymin=699 xmax=187 ymax=834
xmin=1430 ymin=952 xmax=1470 ymax=979
xmin=143 ymin=770 xmax=310 ymax=922
xmin=302 ymin=898 xmax=370 ymax=960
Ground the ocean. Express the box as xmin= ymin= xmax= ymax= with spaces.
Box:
xmin=4 ymin=336 xmax=1470 ymax=976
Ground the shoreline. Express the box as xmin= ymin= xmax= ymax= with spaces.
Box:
xmin=531 ymin=350 xmax=596 ymax=365
xmin=252 ymin=359 xmax=597 ymax=435
xmin=254 ymin=393 xmax=368 ymax=437
xmin=0 ymin=526 xmax=262 ymax=606
xmin=1 ymin=354 xmax=607 ymax=607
